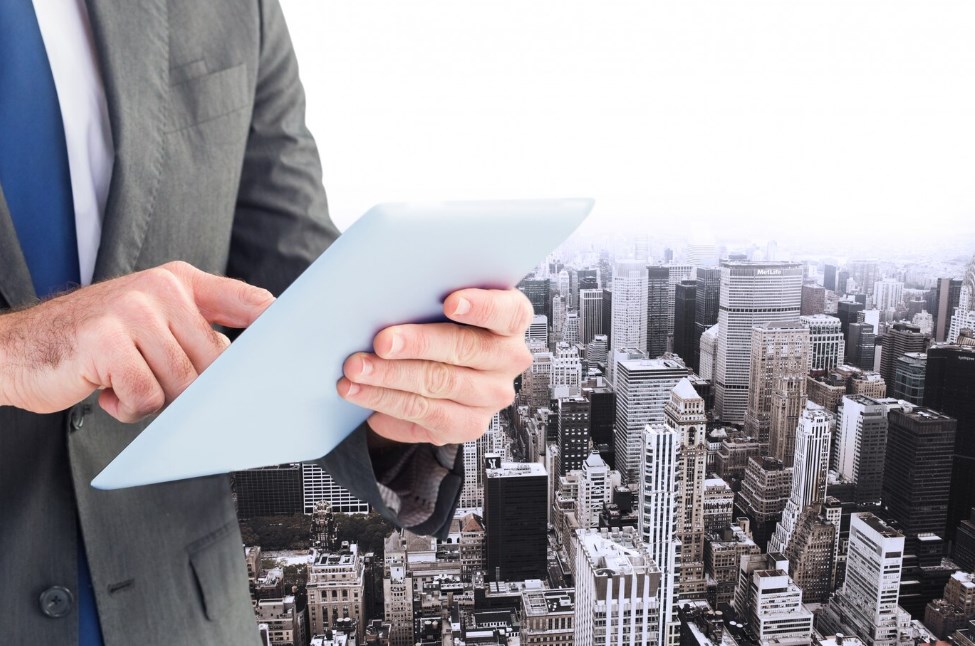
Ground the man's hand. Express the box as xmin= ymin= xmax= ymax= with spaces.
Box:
xmin=337 ymin=288 xmax=535 ymax=446
xmin=0 ymin=261 xmax=274 ymax=422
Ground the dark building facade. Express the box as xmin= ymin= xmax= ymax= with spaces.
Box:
xmin=519 ymin=278 xmax=552 ymax=322
xmin=601 ymin=288 xmax=613 ymax=349
xmin=824 ymin=264 xmax=838 ymax=292
xmin=924 ymin=344 xmax=975 ymax=541
xmin=893 ymin=352 xmax=927 ymax=404
xmin=880 ymin=323 xmax=928 ymax=387
xmin=801 ymin=284 xmax=826 ymax=316
xmin=838 ymin=300 xmax=865 ymax=361
xmin=577 ymin=268 xmax=599 ymax=291
xmin=583 ymin=379 xmax=617 ymax=470
xmin=557 ymin=397 xmax=591 ymax=476
xmin=674 ymin=280 xmax=698 ymax=368
xmin=647 ymin=265 xmax=671 ymax=358
xmin=693 ymin=267 xmax=721 ymax=375
xmin=882 ymin=408 xmax=956 ymax=545
xmin=935 ymin=278 xmax=963 ymax=343
xmin=484 ymin=462 xmax=548 ymax=582
xmin=232 ymin=464 xmax=303 ymax=518
xmin=848 ymin=321 xmax=876 ymax=370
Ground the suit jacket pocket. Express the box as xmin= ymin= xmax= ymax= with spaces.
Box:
xmin=166 ymin=62 xmax=250 ymax=134
xmin=187 ymin=520 xmax=240 ymax=621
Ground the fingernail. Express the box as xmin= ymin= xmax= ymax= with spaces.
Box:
xmin=359 ymin=355 xmax=373 ymax=376
xmin=388 ymin=333 xmax=404 ymax=356
xmin=345 ymin=382 xmax=360 ymax=397
xmin=452 ymin=297 xmax=471 ymax=316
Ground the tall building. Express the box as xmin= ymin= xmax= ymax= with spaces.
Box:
xmin=825 ymin=264 xmax=839 ymax=292
xmin=743 ymin=321 xmax=811 ymax=449
xmin=735 ymin=456 xmax=793 ymax=549
xmin=816 ymin=513 xmax=910 ymax=646
xmin=704 ymin=524 xmax=761 ymax=608
xmin=557 ymin=396 xmax=591 ymax=476
xmin=715 ymin=261 xmax=804 ymax=424
xmin=382 ymin=532 xmax=415 ymax=646
xmin=674 ymin=280 xmax=698 ymax=367
xmin=583 ymin=377 xmax=616 ymax=469
xmin=924 ymin=343 xmax=975 ymax=540
xmin=882 ymin=407 xmax=957 ymax=544
xmin=693 ymin=267 xmax=722 ymax=373
xmin=699 ymin=324 xmax=720 ymax=382
xmin=578 ymin=268 xmax=600 ymax=291
xmin=801 ymin=314 xmax=846 ymax=373
xmin=934 ymin=278 xmax=963 ymax=343
xmin=769 ymin=404 xmax=833 ymax=555
xmin=586 ymin=334 xmax=609 ymax=367
xmin=484 ymin=462 xmax=548 ymax=582
xmin=735 ymin=554 xmax=815 ymax=646
xmin=640 ymin=421 xmax=680 ymax=646
xmin=553 ymin=294 xmax=566 ymax=340
xmin=802 ymin=283 xmax=827 ymax=316
xmin=769 ymin=375 xmax=808 ymax=467
xmin=519 ymin=278 xmax=552 ymax=322
xmin=522 ymin=349 xmax=554 ymax=411
xmin=459 ymin=414 xmax=499 ymax=508
xmin=838 ymin=300 xmax=866 ymax=358
xmin=579 ymin=288 xmax=604 ymax=345
xmin=648 ymin=265 xmax=673 ymax=358
xmin=848 ymin=321 xmax=877 ymax=371
xmin=614 ymin=358 xmax=687 ymax=482
xmin=892 ymin=353 xmax=926 ymax=404
xmin=551 ymin=342 xmax=582 ymax=399
xmin=578 ymin=451 xmax=615 ymax=529
xmin=574 ymin=527 xmax=662 ymax=646
xmin=525 ymin=314 xmax=548 ymax=347
xmin=306 ymin=545 xmax=366 ymax=640
xmin=879 ymin=323 xmax=927 ymax=387
xmin=302 ymin=463 xmax=369 ymax=515
xmin=783 ymin=504 xmax=837 ymax=603
xmin=233 ymin=464 xmax=303 ymax=518
xmin=874 ymin=279 xmax=905 ymax=312
xmin=602 ymin=287 xmax=613 ymax=348
xmin=838 ymin=270 xmax=851 ymax=294
xmin=610 ymin=261 xmax=649 ymax=382
xmin=834 ymin=395 xmax=902 ymax=505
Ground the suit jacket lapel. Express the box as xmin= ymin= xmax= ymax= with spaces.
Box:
xmin=86 ymin=0 xmax=168 ymax=282
xmin=0 ymin=188 xmax=37 ymax=307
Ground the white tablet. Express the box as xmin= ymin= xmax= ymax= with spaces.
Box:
xmin=91 ymin=198 xmax=593 ymax=489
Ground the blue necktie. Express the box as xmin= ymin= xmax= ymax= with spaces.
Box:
xmin=0 ymin=2 xmax=103 ymax=644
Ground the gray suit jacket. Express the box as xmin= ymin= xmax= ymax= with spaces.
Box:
xmin=0 ymin=1 xmax=464 ymax=644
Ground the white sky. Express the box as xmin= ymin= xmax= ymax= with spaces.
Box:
xmin=280 ymin=1 xmax=975 ymax=251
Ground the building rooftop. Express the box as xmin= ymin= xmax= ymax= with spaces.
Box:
xmin=522 ymin=589 xmax=575 ymax=616
xmin=856 ymin=512 xmax=902 ymax=539
xmin=486 ymin=462 xmax=547 ymax=478
xmin=673 ymin=377 xmax=702 ymax=400
xmin=618 ymin=358 xmax=687 ymax=372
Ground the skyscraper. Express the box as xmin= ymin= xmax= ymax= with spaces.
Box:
xmin=699 ymin=323 xmax=720 ymax=382
xmin=693 ymin=267 xmax=722 ymax=373
xmin=302 ymin=463 xmax=369 ymax=514
xmin=879 ymin=323 xmax=928 ymax=387
xmin=557 ymin=396 xmax=591 ymax=476
xmin=834 ymin=395 xmax=902 ymax=505
xmin=614 ymin=358 xmax=687 ymax=482
xmin=647 ymin=265 xmax=672 ymax=358
xmin=674 ymin=280 xmax=698 ymax=368
xmin=484 ymin=461 xmax=548 ymax=582
xmin=924 ymin=343 xmax=975 ymax=540
xmin=519 ymin=278 xmax=552 ymax=322
xmin=874 ymin=279 xmax=905 ymax=312
xmin=824 ymin=264 xmax=839 ymax=292
xmin=583 ymin=377 xmax=616 ymax=469
xmin=838 ymin=300 xmax=866 ymax=358
xmin=743 ymin=321 xmax=811 ymax=449
xmin=715 ymin=261 xmax=804 ymax=424
xmin=579 ymin=288 xmax=604 ymax=345
xmin=783 ymin=504 xmax=837 ymax=603
xmin=800 ymin=314 xmax=845 ymax=373
xmin=892 ymin=353 xmax=926 ymax=404
xmin=848 ymin=321 xmax=877 ymax=371
xmin=801 ymin=283 xmax=826 ymax=316
xmin=934 ymin=278 xmax=963 ymax=343
xmin=610 ymin=261 xmax=648 ymax=382
xmin=233 ymin=464 xmax=303 ymax=518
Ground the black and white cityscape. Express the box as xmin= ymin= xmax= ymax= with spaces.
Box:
xmin=235 ymin=231 xmax=975 ymax=646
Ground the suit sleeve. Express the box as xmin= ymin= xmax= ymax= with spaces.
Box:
xmin=228 ymin=0 xmax=463 ymax=539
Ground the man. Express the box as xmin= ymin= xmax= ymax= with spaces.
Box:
xmin=0 ymin=0 xmax=532 ymax=643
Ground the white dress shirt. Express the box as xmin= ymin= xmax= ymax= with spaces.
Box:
xmin=32 ymin=0 xmax=114 ymax=286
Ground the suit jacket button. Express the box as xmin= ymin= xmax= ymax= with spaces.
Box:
xmin=39 ymin=586 xmax=74 ymax=618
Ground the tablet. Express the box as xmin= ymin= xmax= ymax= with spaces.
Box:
xmin=91 ymin=198 xmax=593 ymax=489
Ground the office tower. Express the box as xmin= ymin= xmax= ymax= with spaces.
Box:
xmin=553 ymin=294 xmax=566 ymax=339
xmin=743 ymin=321 xmax=811 ymax=448
xmin=579 ymin=288 xmax=604 ymax=345
xmin=306 ymin=545 xmax=367 ymax=640
xmin=954 ymin=509 xmax=975 ymax=573
xmin=557 ymin=396 xmax=591 ymax=476
xmin=715 ymin=261 xmax=804 ymax=423
xmin=610 ymin=261 xmax=649 ymax=382
xmin=602 ymin=287 xmax=613 ymax=347
xmin=302 ymin=463 xmax=369 ymax=514
xmin=558 ymin=268 xmax=570 ymax=303
xmin=586 ymin=334 xmax=608 ymax=367
xmin=783 ymin=504 xmax=837 ymax=603
xmin=577 ymin=452 xmax=614 ymax=529
xmin=578 ymin=268 xmax=600 ymax=291
xmin=562 ymin=310 xmax=581 ymax=346
xmin=832 ymin=395 xmax=902 ymax=504
xmin=880 ymin=323 xmax=927 ymax=386
xmin=693 ymin=267 xmax=722 ymax=373
xmin=735 ymin=456 xmax=793 ymax=551
xmin=825 ymin=264 xmax=839 ymax=292
xmin=569 ymin=268 xmax=580 ymax=309
xmin=874 ymin=279 xmax=905 ymax=311
xmin=674 ymin=280 xmax=698 ymax=367
xmin=232 ymin=464 xmax=303 ymax=518
xmin=704 ymin=524 xmax=761 ymax=607
xmin=583 ymin=377 xmax=616 ymax=469
xmin=801 ymin=314 xmax=846 ymax=373
xmin=640 ymin=421 xmax=680 ymax=646
xmin=848 ymin=321 xmax=877 ymax=370
xmin=699 ymin=323 xmax=720 ymax=381
xmin=882 ymin=407 xmax=957 ymax=544
xmin=736 ymin=554 xmax=815 ymax=646
xmin=525 ymin=314 xmax=548 ymax=346
xmin=769 ymin=404 xmax=833 ymax=554
xmin=255 ymin=597 xmax=308 ymax=646
xmin=484 ymin=462 xmax=548 ymax=581
xmin=714 ymin=429 xmax=763 ymax=482
xmin=522 ymin=350 xmax=554 ymax=410
xmin=459 ymin=415 xmax=498 ymax=509
xmin=647 ymin=265 xmax=672 ymax=358
xmin=802 ymin=283 xmax=827 ymax=316
xmin=934 ymin=278 xmax=963 ymax=342
xmin=816 ymin=513 xmax=908 ymax=646
xmin=519 ymin=278 xmax=551 ymax=321
xmin=838 ymin=270 xmax=851 ymax=294
xmin=551 ymin=342 xmax=582 ymax=399
xmin=382 ymin=532 xmax=415 ymax=646
xmin=521 ymin=589 xmax=575 ymax=646
xmin=849 ymin=260 xmax=879 ymax=295
xmin=703 ymin=478 xmax=735 ymax=532
xmin=615 ymin=358 xmax=687 ymax=482
xmin=892 ymin=352 xmax=926 ymax=404
xmin=769 ymin=376 xmax=807 ymax=467
xmin=924 ymin=343 xmax=975 ymax=540
xmin=838 ymin=300 xmax=866 ymax=354
xmin=574 ymin=527 xmax=662 ymax=646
